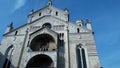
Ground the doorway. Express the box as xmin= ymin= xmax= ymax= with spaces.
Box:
xmin=26 ymin=54 xmax=54 ymax=68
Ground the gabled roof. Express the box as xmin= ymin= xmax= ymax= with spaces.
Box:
xmin=29 ymin=15 xmax=68 ymax=25
xmin=3 ymin=23 xmax=28 ymax=36
xmin=3 ymin=2 xmax=92 ymax=36
xmin=28 ymin=5 xmax=67 ymax=17
xmin=30 ymin=26 xmax=58 ymax=36
xmin=3 ymin=15 xmax=91 ymax=36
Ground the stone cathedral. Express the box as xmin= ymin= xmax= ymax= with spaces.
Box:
xmin=0 ymin=1 xmax=100 ymax=68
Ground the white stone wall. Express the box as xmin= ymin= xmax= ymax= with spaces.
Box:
xmin=28 ymin=6 xmax=68 ymax=23
xmin=0 ymin=4 xmax=100 ymax=68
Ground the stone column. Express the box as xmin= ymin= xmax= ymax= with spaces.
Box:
xmin=64 ymin=26 xmax=69 ymax=68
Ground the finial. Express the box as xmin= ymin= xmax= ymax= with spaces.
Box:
xmin=31 ymin=9 xmax=34 ymax=12
xmin=64 ymin=8 xmax=69 ymax=13
xmin=86 ymin=19 xmax=90 ymax=23
xmin=7 ymin=22 xmax=14 ymax=31
xmin=76 ymin=19 xmax=84 ymax=27
xmin=10 ymin=22 xmax=13 ymax=27
xmin=8 ymin=22 xmax=13 ymax=27
xmin=86 ymin=19 xmax=92 ymax=30
xmin=48 ymin=0 xmax=52 ymax=6
xmin=29 ymin=9 xmax=34 ymax=14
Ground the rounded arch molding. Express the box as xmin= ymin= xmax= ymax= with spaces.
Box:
xmin=3 ymin=45 xmax=15 ymax=68
xmin=76 ymin=43 xmax=87 ymax=48
xmin=4 ymin=45 xmax=15 ymax=57
xmin=76 ymin=43 xmax=88 ymax=68
xmin=26 ymin=54 xmax=54 ymax=68
xmin=29 ymin=33 xmax=57 ymax=51
xmin=29 ymin=30 xmax=58 ymax=45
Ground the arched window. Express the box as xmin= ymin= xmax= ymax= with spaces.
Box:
xmin=3 ymin=45 xmax=14 ymax=68
xmin=76 ymin=46 xmax=82 ymax=68
xmin=56 ymin=11 xmax=58 ymax=16
xmin=81 ymin=48 xmax=87 ymax=68
xmin=39 ymin=13 xmax=41 ymax=16
xmin=77 ymin=28 xmax=79 ymax=33
xmin=15 ymin=31 xmax=18 ymax=35
xmin=76 ymin=45 xmax=87 ymax=68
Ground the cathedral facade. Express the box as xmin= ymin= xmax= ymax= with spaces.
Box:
xmin=0 ymin=1 xmax=100 ymax=68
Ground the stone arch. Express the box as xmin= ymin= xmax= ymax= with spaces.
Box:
xmin=30 ymin=34 xmax=57 ymax=51
xmin=26 ymin=54 xmax=54 ymax=68
xmin=3 ymin=45 xmax=14 ymax=68
xmin=76 ymin=44 xmax=87 ymax=68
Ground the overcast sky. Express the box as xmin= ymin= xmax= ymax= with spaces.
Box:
xmin=0 ymin=0 xmax=120 ymax=68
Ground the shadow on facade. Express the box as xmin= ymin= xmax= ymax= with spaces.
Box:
xmin=26 ymin=54 xmax=54 ymax=68
xmin=0 ymin=52 xmax=15 ymax=68
xmin=57 ymin=39 xmax=65 ymax=68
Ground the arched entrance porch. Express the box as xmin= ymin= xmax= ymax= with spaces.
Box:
xmin=30 ymin=34 xmax=56 ymax=51
xmin=26 ymin=54 xmax=54 ymax=68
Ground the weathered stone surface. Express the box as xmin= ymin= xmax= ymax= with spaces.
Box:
xmin=0 ymin=1 xmax=100 ymax=68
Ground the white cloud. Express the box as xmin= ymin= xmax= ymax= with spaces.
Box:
xmin=12 ymin=0 xmax=26 ymax=12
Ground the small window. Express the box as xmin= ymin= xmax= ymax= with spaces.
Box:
xmin=39 ymin=13 xmax=41 ymax=16
xmin=56 ymin=12 xmax=58 ymax=16
xmin=42 ymin=23 xmax=52 ymax=29
xmin=77 ymin=28 xmax=79 ymax=33
xmin=15 ymin=31 xmax=18 ymax=35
